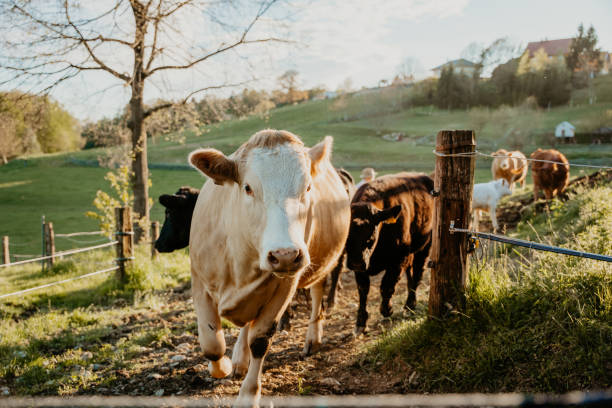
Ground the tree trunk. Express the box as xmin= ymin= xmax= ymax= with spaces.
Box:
xmin=129 ymin=1 xmax=149 ymax=244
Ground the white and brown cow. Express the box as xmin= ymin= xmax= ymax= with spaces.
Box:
xmin=491 ymin=149 xmax=528 ymax=191
xmin=188 ymin=130 xmax=350 ymax=406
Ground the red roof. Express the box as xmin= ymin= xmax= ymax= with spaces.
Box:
xmin=526 ymin=38 xmax=573 ymax=57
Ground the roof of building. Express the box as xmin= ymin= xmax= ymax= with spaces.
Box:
xmin=432 ymin=58 xmax=476 ymax=71
xmin=556 ymin=121 xmax=575 ymax=129
xmin=526 ymin=38 xmax=573 ymax=57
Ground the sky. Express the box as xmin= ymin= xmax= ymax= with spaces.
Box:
xmin=20 ymin=0 xmax=612 ymax=121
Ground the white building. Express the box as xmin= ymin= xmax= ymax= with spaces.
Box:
xmin=431 ymin=59 xmax=477 ymax=78
xmin=555 ymin=121 xmax=575 ymax=138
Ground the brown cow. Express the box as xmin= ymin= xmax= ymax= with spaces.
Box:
xmin=530 ymin=148 xmax=570 ymax=200
xmin=491 ymin=149 xmax=528 ymax=191
xmin=188 ymin=130 xmax=350 ymax=406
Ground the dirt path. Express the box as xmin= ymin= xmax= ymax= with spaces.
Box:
xmin=81 ymin=270 xmax=427 ymax=398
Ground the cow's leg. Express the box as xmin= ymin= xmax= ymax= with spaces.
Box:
xmin=326 ymin=251 xmax=345 ymax=311
xmin=380 ymin=265 xmax=403 ymax=318
xmin=276 ymin=308 xmax=292 ymax=331
xmin=192 ymin=278 xmax=231 ymax=379
xmin=354 ymin=271 xmax=370 ymax=335
xmin=533 ymin=183 xmax=540 ymax=201
xmin=303 ymin=279 xmax=325 ymax=356
xmin=489 ymin=204 xmax=499 ymax=231
xmin=231 ymin=325 xmax=250 ymax=379
xmin=406 ymin=247 xmax=429 ymax=311
xmin=544 ymin=188 xmax=553 ymax=200
xmin=236 ymin=279 xmax=296 ymax=408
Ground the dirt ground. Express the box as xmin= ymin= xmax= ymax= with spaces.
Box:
xmin=80 ymin=270 xmax=426 ymax=398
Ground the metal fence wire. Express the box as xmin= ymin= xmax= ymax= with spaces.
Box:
xmin=0 ymin=392 xmax=610 ymax=407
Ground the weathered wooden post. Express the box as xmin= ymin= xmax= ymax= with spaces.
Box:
xmin=115 ymin=207 xmax=133 ymax=284
xmin=2 ymin=236 xmax=9 ymax=266
xmin=41 ymin=215 xmax=46 ymax=272
xmin=428 ymin=130 xmax=476 ymax=318
xmin=151 ymin=221 xmax=159 ymax=259
xmin=44 ymin=222 xmax=56 ymax=269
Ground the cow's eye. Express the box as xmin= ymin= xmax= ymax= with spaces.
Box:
xmin=244 ymin=184 xmax=253 ymax=196
xmin=306 ymin=184 xmax=312 ymax=192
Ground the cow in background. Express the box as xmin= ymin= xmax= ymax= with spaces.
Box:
xmin=530 ymin=148 xmax=570 ymax=200
xmin=188 ymin=130 xmax=350 ymax=406
xmin=155 ymin=187 xmax=199 ymax=253
xmin=491 ymin=149 xmax=528 ymax=191
xmin=472 ymin=178 xmax=512 ymax=231
xmin=345 ymin=172 xmax=434 ymax=335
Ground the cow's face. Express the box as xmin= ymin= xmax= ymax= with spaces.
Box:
xmin=345 ymin=203 xmax=402 ymax=272
xmin=189 ymin=133 xmax=332 ymax=277
xmin=155 ymin=193 xmax=195 ymax=252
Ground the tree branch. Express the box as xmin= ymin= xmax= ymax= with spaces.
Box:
xmin=145 ymin=0 xmax=287 ymax=77
xmin=63 ymin=1 xmax=132 ymax=82
xmin=143 ymin=80 xmax=252 ymax=118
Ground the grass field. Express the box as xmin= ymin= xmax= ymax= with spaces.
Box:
xmin=1 ymin=99 xmax=611 ymax=256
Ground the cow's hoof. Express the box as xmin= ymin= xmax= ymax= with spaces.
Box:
xmin=301 ymin=340 xmax=321 ymax=357
xmin=232 ymin=363 xmax=248 ymax=380
xmin=208 ymin=355 xmax=232 ymax=379
xmin=354 ymin=326 xmax=366 ymax=337
xmin=380 ymin=304 xmax=392 ymax=318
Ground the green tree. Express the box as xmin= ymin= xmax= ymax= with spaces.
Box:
xmin=566 ymin=24 xmax=601 ymax=80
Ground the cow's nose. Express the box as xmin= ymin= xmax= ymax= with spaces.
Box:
xmin=267 ymin=247 xmax=304 ymax=271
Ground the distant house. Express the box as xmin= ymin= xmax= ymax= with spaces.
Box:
xmin=555 ymin=121 xmax=575 ymax=139
xmin=431 ymin=59 xmax=476 ymax=78
xmin=526 ymin=38 xmax=573 ymax=59
xmin=324 ymin=91 xmax=338 ymax=99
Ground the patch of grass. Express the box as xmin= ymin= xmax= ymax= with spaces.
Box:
xmin=367 ymin=181 xmax=612 ymax=392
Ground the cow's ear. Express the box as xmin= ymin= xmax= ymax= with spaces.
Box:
xmin=189 ymin=148 xmax=239 ymax=185
xmin=308 ymin=136 xmax=332 ymax=177
xmin=374 ymin=205 xmax=402 ymax=225
xmin=159 ymin=194 xmax=185 ymax=208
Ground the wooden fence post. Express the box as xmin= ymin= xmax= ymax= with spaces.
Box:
xmin=428 ymin=130 xmax=476 ymax=318
xmin=2 ymin=236 xmax=9 ymax=266
xmin=44 ymin=222 xmax=55 ymax=269
xmin=151 ymin=221 xmax=159 ymax=259
xmin=115 ymin=207 xmax=133 ymax=283
xmin=41 ymin=215 xmax=45 ymax=272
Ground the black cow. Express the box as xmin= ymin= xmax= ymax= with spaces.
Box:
xmin=155 ymin=186 xmax=199 ymax=253
xmin=345 ymin=172 xmax=434 ymax=334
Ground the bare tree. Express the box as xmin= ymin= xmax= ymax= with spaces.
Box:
xmin=0 ymin=112 xmax=19 ymax=164
xmin=0 ymin=0 xmax=288 ymax=241
xmin=396 ymin=56 xmax=424 ymax=83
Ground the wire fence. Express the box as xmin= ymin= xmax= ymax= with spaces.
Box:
xmin=0 ymin=241 xmax=118 ymax=269
xmin=1 ymin=392 xmax=610 ymax=407
xmin=450 ymin=222 xmax=612 ymax=263
xmin=0 ymin=208 xmax=134 ymax=301
xmin=434 ymin=147 xmax=611 ymax=264
xmin=0 ymin=265 xmax=119 ymax=300
xmin=432 ymin=148 xmax=612 ymax=170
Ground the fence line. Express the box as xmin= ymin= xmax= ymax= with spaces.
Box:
xmin=1 ymin=392 xmax=610 ymax=407
xmin=0 ymin=241 xmax=118 ymax=268
xmin=55 ymin=230 xmax=105 ymax=237
xmin=450 ymin=223 xmax=612 ymax=263
xmin=432 ymin=149 xmax=612 ymax=170
xmin=0 ymin=265 xmax=119 ymax=300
